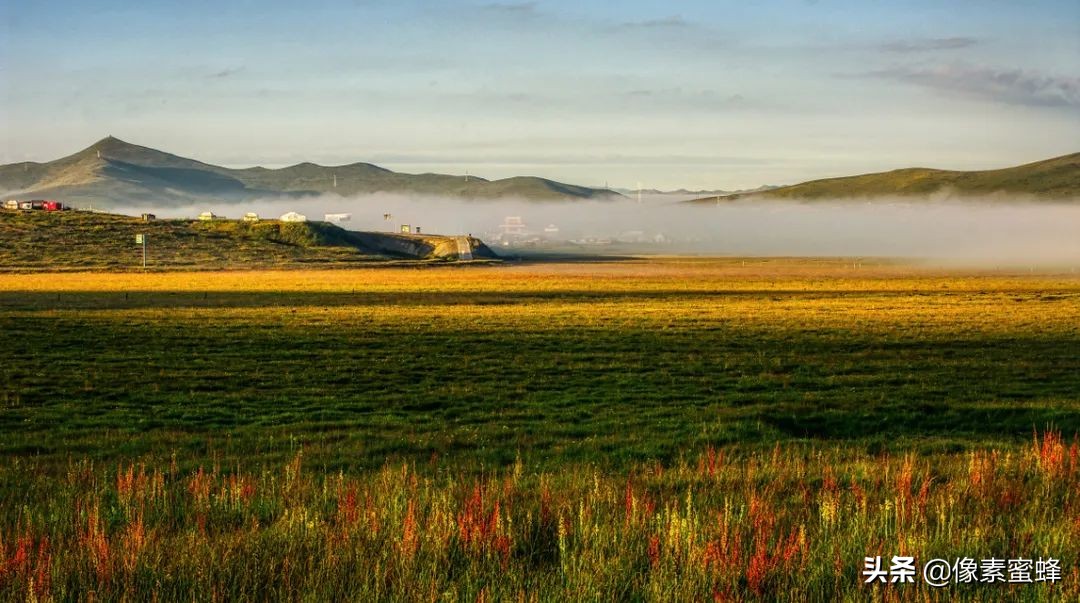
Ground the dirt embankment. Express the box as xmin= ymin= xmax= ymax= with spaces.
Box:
xmin=347 ymin=231 xmax=499 ymax=260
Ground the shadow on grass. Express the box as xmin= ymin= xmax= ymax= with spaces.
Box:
xmin=757 ymin=400 xmax=1080 ymax=443
xmin=2 ymin=287 xmax=1066 ymax=310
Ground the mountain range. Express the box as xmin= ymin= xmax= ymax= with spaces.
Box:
xmin=4 ymin=138 xmax=1076 ymax=207
xmin=0 ymin=137 xmax=621 ymax=206
xmin=688 ymin=152 xmax=1080 ymax=203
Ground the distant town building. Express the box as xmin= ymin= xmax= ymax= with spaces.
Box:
xmin=280 ymin=211 xmax=307 ymax=222
xmin=400 ymin=224 xmax=411 ymax=233
xmin=3 ymin=200 xmax=20 ymax=210
xmin=198 ymin=211 xmax=218 ymax=221
xmin=141 ymin=213 xmax=156 ymax=222
xmin=243 ymin=212 xmax=260 ymax=222
xmin=499 ymin=216 xmax=526 ymax=236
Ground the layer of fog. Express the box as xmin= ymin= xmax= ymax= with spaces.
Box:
xmin=111 ymin=195 xmax=1080 ymax=266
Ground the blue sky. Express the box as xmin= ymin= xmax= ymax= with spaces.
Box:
xmin=2 ymin=0 xmax=1077 ymax=189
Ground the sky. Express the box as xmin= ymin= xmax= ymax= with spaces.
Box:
xmin=1 ymin=0 xmax=1078 ymax=190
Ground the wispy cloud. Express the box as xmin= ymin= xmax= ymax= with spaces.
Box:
xmin=481 ymin=2 xmax=537 ymax=13
xmin=617 ymin=16 xmax=688 ymax=29
xmin=880 ymin=37 xmax=978 ymax=53
xmin=858 ymin=64 xmax=1080 ymax=108
xmin=209 ymin=67 xmax=244 ymax=79
xmin=619 ymin=88 xmax=753 ymax=111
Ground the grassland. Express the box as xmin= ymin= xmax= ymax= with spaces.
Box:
xmin=0 ymin=259 xmax=1078 ymax=600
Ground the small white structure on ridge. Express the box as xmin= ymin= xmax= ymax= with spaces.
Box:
xmin=280 ymin=211 xmax=308 ymax=223
xmin=324 ymin=213 xmax=351 ymax=223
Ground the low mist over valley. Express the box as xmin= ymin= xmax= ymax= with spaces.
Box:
xmin=101 ymin=194 xmax=1080 ymax=266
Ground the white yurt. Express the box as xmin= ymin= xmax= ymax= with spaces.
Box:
xmin=280 ymin=211 xmax=307 ymax=222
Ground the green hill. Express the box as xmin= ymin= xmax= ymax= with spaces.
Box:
xmin=0 ymin=137 xmax=621 ymax=206
xmin=686 ymin=152 xmax=1080 ymax=203
xmin=0 ymin=209 xmax=496 ymax=271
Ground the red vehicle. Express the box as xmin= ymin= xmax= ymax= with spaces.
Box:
xmin=42 ymin=200 xmax=65 ymax=211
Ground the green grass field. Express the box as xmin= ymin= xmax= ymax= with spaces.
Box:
xmin=1 ymin=259 xmax=1078 ymax=600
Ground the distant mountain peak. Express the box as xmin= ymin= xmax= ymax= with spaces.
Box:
xmin=89 ymin=135 xmax=130 ymax=150
xmin=80 ymin=136 xmax=156 ymax=162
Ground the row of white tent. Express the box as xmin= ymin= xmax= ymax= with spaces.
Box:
xmin=197 ymin=211 xmax=351 ymax=223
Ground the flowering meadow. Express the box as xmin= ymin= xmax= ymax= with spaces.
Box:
xmin=1 ymin=430 xmax=1076 ymax=601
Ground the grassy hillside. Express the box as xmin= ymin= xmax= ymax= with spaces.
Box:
xmin=688 ymin=152 xmax=1080 ymax=203
xmin=0 ymin=137 xmax=622 ymax=206
xmin=0 ymin=210 xmax=493 ymax=270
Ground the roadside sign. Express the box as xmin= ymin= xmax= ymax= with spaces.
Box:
xmin=135 ymin=233 xmax=147 ymax=268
